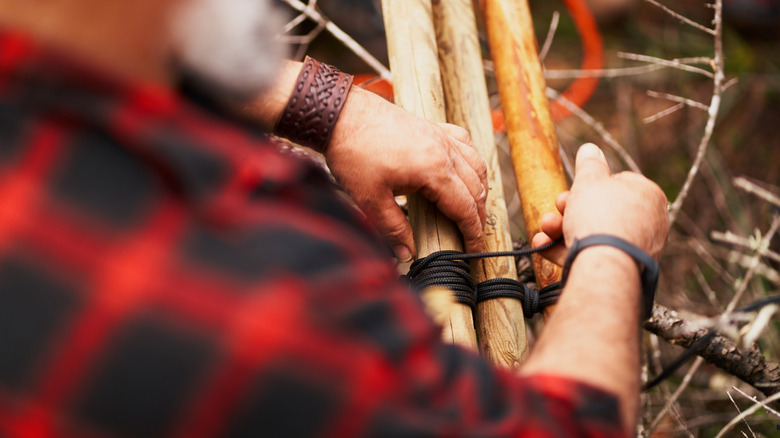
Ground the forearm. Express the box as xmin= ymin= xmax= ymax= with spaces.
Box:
xmin=240 ymin=59 xmax=302 ymax=131
xmin=521 ymin=246 xmax=642 ymax=432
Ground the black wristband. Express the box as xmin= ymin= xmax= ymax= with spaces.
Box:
xmin=561 ymin=234 xmax=659 ymax=321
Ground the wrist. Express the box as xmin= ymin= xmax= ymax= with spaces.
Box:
xmin=274 ymin=56 xmax=354 ymax=153
xmin=327 ymin=85 xmax=370 ymax=158
xmin=570 ymin=246 xmax=639 ymax=282
xmin=562 ymin=234 xmax=659 ymax=320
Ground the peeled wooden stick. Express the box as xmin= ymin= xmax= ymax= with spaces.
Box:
xmin=483 ymin=0 xmax=569 ymax=302
xmin=382 ymin=0 xmax=477 ymax=350
xmin=433 ymin=0 xmax=529 ymax=366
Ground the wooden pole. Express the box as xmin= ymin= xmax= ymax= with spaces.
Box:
xmin=432 ymin=0 xmax=529 ymax=366
xmin=483 ymin=0 xmax=569 ymax=300
xmin=382 ymin=0 xmax=477 ymax=350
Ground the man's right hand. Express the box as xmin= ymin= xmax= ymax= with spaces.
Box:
xmin=524 ymin=143 xmax=669 ymax=433
xmin=532 ymin=143 xmax=669 ymax=265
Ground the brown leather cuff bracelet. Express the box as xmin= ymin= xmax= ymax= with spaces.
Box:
xmin=274 ymin=56 xmax=354 ymax=153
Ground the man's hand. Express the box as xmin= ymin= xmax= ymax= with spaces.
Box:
xmin=243 ymin=61 xmax=488 ymax=261
xmin=523 ymin=143 xmax=669 ymax=432
xmin=326 ymin=87 xmax=488 ymax=261
xmin=531 ymin=143 xmax=669 ymax=264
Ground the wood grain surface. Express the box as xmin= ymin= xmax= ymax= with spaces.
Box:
xmin=483 ymin=0 xmax=569 ymax=305
xmin=382 ymin=0 xmax=476 ymax=350
xmin=432 ymin=0 xmax=529 ymax=367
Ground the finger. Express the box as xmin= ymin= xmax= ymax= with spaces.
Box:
xmin=449 ymin=150 xmax=487 ymax=227
xmin=531 ymin=232 xmax=567 ymax=266
xmin=358 ymin=193 xmax=416 ymax=262
xmin=573 ymin=143 xmax=611 ymax=186
xmin=540 ymin=211 xmax=563 ymax=240
xmin=439 ymin=123 xmax=489 ymax=203
xmin=555 ymin=191 xmax=569 ymax=215
xmin=420 ymin=174 xmax=485 ymax=253
xmin=452 ymin=140 xmax=488 ymax=206
xmin=438 ymin=122 xmax=472 ymax=145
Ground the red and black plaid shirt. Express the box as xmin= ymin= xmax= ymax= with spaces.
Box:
xmin=0 ymin=29 xmax=623 ymax=437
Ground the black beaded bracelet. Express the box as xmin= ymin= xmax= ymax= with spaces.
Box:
xmin=561 ymin=234 xmax=659 ymax=321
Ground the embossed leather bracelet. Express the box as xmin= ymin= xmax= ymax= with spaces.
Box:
xmin=274 ymin=56 xmax=354 ymax=153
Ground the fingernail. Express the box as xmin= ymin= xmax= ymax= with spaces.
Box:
xmin=576 ymin=143 xmax=601 ymax=162
xmin=394 ymin=245 xmax=412 ymax=262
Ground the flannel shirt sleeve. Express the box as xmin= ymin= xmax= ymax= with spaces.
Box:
xmin=0 ymin=30 xmax=624 ymax=437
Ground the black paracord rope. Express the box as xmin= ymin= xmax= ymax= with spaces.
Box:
xmin=405 ymin=250 xmax=477 ymax=308
xmin=405 ymin=238 xmax=780 ymax=392
xmin=476 ymin=279 xmax=563 ymax=317
xmin=403 ymin=238 xmax=563 ymax=316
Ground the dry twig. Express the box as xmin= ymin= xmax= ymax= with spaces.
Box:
xmin=643 ymin=102 xmax=685 ymax=124
xmin=715 ymin=390 xmax=780 ymax=437
xmin=546 ymin=88 xmax=642 ymax=173
xmin=539 ymin=11 xmax=560 ymax=62
xmin=724 ymin=214 xmax=780 ymax=313
xmin=646 ymin=356 xmax=705 ymax=434
xmin=544 ymin=56 xmax=711 ymax=79
xmin=711 ymin=230 xmax=780 ymax=264
xmin=644 ymin=0 xmax=716 ymax=35
xmin=734 ymin=177 xmax=780 ymax=208
xmin=666 ymin=0 xmax=726 ymax=225
xmin=726 ymin=391 xmax=757 ymax=437
xmin=280 ymin=0 xmax=391 ymax=78
xmin=732 ymin=386 xmax=780 ymax=418
xmin=646 ymin=90 xmax=710 ymax=111
xmin=617 ymin=52 xmax=714 ymax=78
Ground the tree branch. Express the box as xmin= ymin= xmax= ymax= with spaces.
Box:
xmin=644 ymin=0 xmax=716 ymax=35
xmin=280 ymin=0 xmax=391 ymax=78
xmin=645 ymin=304 xmax=780 ymax=397
xmin=617 ymin=52 xmax=714 ymax=78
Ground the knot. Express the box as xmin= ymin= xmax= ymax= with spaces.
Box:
xmin=523 ymin=286 xmax=540 ymax=316
xmin=474 ymin=278 xmax=558 ymax=317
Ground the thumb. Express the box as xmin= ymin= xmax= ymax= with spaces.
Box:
xmin=364 ymin=196 xmax=416 ymax=262
xmin=573 ymin=143 xmax=611 ymax=186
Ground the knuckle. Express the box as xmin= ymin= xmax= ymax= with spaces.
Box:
xmin=419 ymin=185 xmax=441 ymax=204
xmin=475 ymin=187 xmax=487 ymax=204
xmin=443 ymin=123 xmax=471 ymax=142
xmin=424 ymin=146 xmax=450 ymax=169
xmin=453 ymin=126 xmax=471 ymax=143
xmin=473 ymin=155 xmax=488 ymax=179
xmin=461 ymin=203 xmax=482 ymax=230
xmin=383 ymin=218 xmax=409 ymax=239
xmin=427 ymin=162 xmax=454 ymax=188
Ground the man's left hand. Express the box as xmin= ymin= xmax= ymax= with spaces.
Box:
xmin=326 ymin=87 xmax=487 ymax=261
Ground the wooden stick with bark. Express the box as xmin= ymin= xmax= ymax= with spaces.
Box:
xmin=382 ymin=0 xmax=477 ymax=350
xmin=432 ymin=0 xmax=530 ymax=366
xmin=646 ymin=303 xmax=780 ymax=397
xmin=483 ymin=0 xmax=569 ymax=302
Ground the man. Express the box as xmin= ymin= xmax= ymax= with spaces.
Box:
xmin=0 ymin=0 xmax=668 ymax=437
